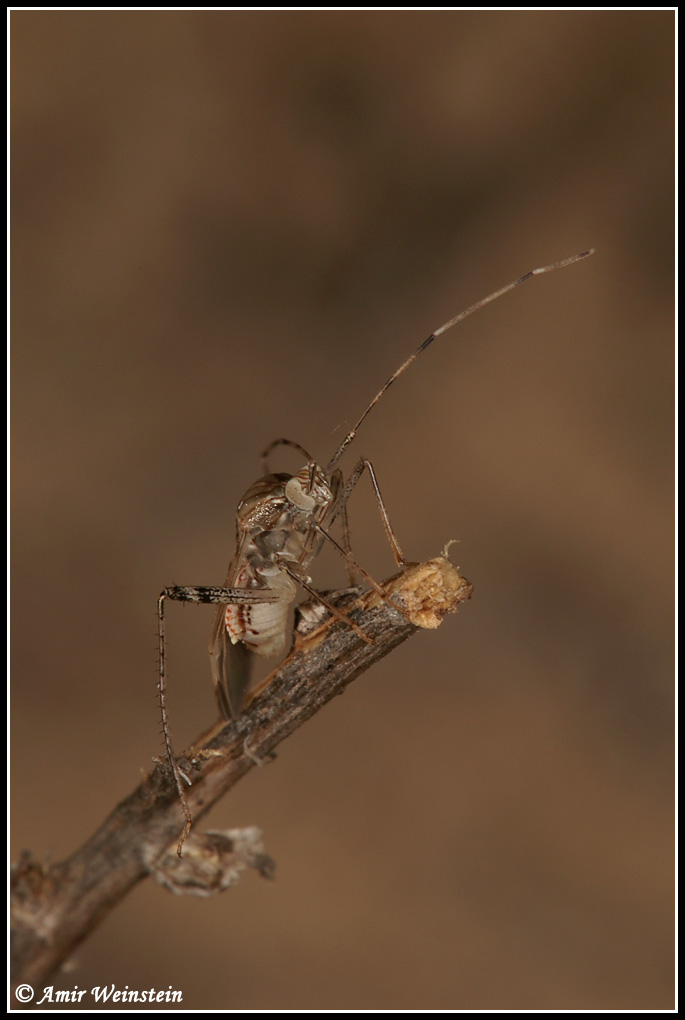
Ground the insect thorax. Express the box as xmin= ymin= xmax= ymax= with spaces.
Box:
xmin=237 ymin=467 xmax=333 ymax=532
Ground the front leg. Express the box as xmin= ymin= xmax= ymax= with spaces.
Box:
xmin=330 ymin=458 xmax=406 ymax=568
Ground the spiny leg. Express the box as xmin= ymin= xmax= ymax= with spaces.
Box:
xmin=157 ymin=591 xmax=193 ymax=856
xmin=158 ymin=584 xmax=279 ymax=855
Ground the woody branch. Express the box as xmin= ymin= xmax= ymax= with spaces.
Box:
xmin=11 ymin=556 xmax=472 ymax=993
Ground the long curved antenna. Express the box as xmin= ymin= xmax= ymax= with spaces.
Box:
xmin=326 ymin=249 xmax=595 ymax=473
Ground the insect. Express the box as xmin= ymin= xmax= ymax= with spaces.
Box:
xmin=158 ymin=249 xmax=594 ymax=852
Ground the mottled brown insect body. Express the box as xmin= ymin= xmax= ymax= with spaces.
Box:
xmin=158 ymin=249 xmax=595 ymax=854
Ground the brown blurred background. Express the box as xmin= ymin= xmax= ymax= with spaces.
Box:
xmin=11 ymin=10 xmax=674 ymax=1011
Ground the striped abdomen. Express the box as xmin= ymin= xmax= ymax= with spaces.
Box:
xmin=225 ymin=564 xmax=297 ymax=657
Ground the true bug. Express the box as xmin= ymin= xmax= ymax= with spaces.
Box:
xmin=158 ymin=249 xmax=594 ymax=851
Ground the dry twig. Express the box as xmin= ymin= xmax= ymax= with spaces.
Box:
xmin=11 ymin=556 xmax=472 ymax=992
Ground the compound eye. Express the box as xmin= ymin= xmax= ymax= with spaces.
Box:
xmin=285 ymin=476 xmax=316 ymax=511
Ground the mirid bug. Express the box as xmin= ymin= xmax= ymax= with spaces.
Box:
xmin=158 ymin=249 xmax=595 ymax=852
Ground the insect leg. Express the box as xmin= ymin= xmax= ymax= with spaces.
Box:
xmin=325 ymin=468 xmax=356 ymax=585
xmin=157 ymin=590 xmax=193 ymax=856
xmin=311 ymin=520 xmax=419 ymax=639
xmin=163 ymin=585 xmax=280 ymax=605
xmin=158 ymin=585 xmax=279 ymax=855
xmin=315 ymin=461 xmax=418 ymax=625
xmin=338 ymin=501 xmax=355 ymax=584
xmin=331 ymin=458 xmax=406 ymax=567
xmin=311 ymin=521 xmax=387 ymax=599
xmin=279 ymin=562 xmax=373 ymax=645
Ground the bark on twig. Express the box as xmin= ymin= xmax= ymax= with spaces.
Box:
xmin=11 ymin=557 xmax=472 ymax=992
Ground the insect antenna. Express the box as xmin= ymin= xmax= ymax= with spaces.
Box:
xmin=326 ymin=248 xmax=595 ymax=473
xmin=261 ymin=438 xmax=316 ymax=475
